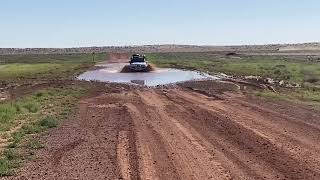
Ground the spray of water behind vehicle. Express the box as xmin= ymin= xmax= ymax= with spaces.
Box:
xmin=121 ymin=54 xmax=154 ymax=73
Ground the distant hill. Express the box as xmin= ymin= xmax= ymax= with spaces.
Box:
xmin=0 ymin=43 xmax=320 ymax=55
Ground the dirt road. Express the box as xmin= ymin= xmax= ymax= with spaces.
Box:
xmin=8 ymin=83 xmax=320 ymax=180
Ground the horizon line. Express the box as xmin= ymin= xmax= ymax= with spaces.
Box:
xmin=1 ymin=42 xmax=320 ymax=49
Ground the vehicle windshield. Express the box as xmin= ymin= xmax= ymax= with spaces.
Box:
xmin=131 ymin=56 xmax=145 ymax=63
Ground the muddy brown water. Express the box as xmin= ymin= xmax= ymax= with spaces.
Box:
xmin=78 ymin=63 xmax=219 ymax=86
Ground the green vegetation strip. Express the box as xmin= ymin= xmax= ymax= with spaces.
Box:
xmin=0 ymin=53 xmax=103 ymax=176
xmin=148 ymin=53 xmax=320 ymax=85
xmin=0 ymin=53 xmax=107 ymax=83
xmin=148 ymin=52 xmax=320 ymax=104
xmin=0 ymin=53 xmax=107 ymax=64
xmin=256 ymin=89 xmax=320 ymax=104
xmin=0 ymin=87 xmax=88 ymax=176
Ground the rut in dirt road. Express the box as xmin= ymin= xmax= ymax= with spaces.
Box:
xmin=8 ymin=88 xmax=320 ymax=180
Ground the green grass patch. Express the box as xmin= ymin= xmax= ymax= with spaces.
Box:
xmin=0 ymin=53 xmax=108 ymax=83
xmin=39 ymin=116 xmax=58 ymax=128
xmin=0 ymin=149 xmax=20 ymax=176
xmin=0 ymin=99 xmax=39 ymax=132
xmin=0 ymin=63 xmax=87 ymax=82
xmin=9 ymin=116 xmax=58 ymax=146
xmin=0 ymin=53 xmax=107 ymax=64
xmin=291 ymin=89 xmax=320 ymax=102
xmin=148 ymin=52 xmax=320 ymax=104
xmin=0 ymin=63 xmax=63 ymax=79
xmin=0 ymin=53 xmax=96 ymax=176
xmin=0 ymin=86 xmax=89 ymax=176
xmin=148 ymin=52 xmax=320 ymax=85
xmin=7 ymin=87 xmax=86 ymax=135
xmin=255 ymin=89 xmax=320 ymax=105
xmin=255 ymin=91 xmax=289 ymax=101
xmin=25 ymin=140 xmax=44 ymax=150
xmin=0 ymin=104 xmax=17 ymax=127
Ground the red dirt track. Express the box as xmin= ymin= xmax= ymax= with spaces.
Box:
xmin=7 ymin=82 xmax=320 ymax=180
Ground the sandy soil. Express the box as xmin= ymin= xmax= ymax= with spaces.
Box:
xmin=6 ymin=81 xmax=320 ymax=180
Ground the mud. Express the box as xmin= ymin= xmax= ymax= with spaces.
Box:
xmin=7 ymin=80 xmax=320 ymax=180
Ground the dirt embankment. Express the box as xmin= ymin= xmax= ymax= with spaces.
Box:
xmin=6 ymin=81 xmax=320 ymax=180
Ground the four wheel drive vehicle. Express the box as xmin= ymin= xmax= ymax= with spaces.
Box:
xmin=129 ymin=54 xmax=149 ymax=72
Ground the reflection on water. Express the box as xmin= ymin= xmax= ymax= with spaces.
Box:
xmin=78 ymin=63 xmax=219 ymax=86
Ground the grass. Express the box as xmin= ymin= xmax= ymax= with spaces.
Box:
xmin=9 ymin=116 xmax=58 ymax=146
xmin=0 ymin=53 xmax=107 ymax=83
xmin=25 ymin=140 xmax=44 ymax=150
xmin=0 ymin=99 xmax=39 ymax=132
xmin=0 ymin=53 xmax=99 ymax=176
xmin=38 ymin=116 xmax=58 ymax=128
xmin=0 ymin=86 xmax=86 ymax=136
xmin=0 ymin=149 xmax=20 ymax=176
xmin=0 ymin=63 xmax=70 ymax=79
xmin=255 ymin=91 xmax=289 ymax=100
xmin=0 ymin=63 xmax=89 ymax=83
xmin=255 ymin=89 xmax=320 ymax=107
xmin=0 ymin=53 xmax=107 ymax=64
xmin=0 ymin=87 xmax=88 ymax=176
xmin=0 ymin=105 xmax=18 ymax=129
xmin=148 ymin=52 xmax=320 ymax=104
xmin=147 ymin=52 xmax=320 ymax=85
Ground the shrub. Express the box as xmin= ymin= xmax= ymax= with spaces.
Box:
xmin=39 ymin=116 xmax=58 ymax=128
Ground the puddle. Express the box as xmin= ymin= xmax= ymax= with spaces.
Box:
xmin=78 ymin=63 xmax=219 ymax=86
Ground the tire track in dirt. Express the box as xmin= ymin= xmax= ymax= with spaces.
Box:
xmin=165 ymin=89 xmax=320 ymax=179
xmin=117 ymin=131 xmax=131 ymax=180
xmin=132 ymin=90 xmax=232 ymax=179
xmin=126 ymin=103 xmax=180 ymax=180
xmin=170 ymin=89 xmax=320 ymax=166
xmin=51 ymin=139 xmax=84 ymax=166
xmin=142 ymin=90 xmax=269 ymax=179
xmin=7 ymin=88 xmax=320 ymax=180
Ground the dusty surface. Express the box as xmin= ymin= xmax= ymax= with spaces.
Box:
xmin=6 ymin=80 xmax=320 ymax=180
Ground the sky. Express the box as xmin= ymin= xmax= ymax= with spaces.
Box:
xmin=1 ymin=0 xmax=320 ymax=48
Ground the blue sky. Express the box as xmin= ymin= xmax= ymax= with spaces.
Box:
xmin=1 ymin=0 xmax=320 ymax=48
